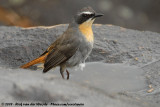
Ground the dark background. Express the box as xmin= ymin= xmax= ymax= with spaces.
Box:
xmin=0 ymin=0 xmax=160 ymax=33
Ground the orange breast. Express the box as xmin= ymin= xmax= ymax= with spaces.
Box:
xmin=79 ymin=19 xmax=94 ymax=42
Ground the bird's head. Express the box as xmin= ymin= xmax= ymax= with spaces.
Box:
xmin=74 ymin=7 xmax=103 ymax=26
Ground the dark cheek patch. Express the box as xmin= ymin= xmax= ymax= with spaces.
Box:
xmin=76 ymin=12 xmax=95 ymax=24
xmin=77 ymin=17 xmax=88 ymax=24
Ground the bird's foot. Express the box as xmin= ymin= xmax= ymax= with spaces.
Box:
xmin=66 ymin=69 xmax=70 ymax=80
xmin=60 ymin=69 xmax=70 ymax=80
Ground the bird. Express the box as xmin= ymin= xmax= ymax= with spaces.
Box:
xmin=20 ymin=7 xmax=103 ymax=80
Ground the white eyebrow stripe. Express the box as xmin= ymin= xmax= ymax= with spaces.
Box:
xmin=81 ymin=11 xmax=93 ymax=14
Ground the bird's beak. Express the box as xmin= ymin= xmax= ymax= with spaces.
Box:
xmin=94 ymin=13 xmax=104 ymax=18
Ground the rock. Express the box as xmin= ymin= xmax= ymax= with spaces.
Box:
xmin=0 ymin=24 xmax=160 ymax=67
xmin=0 ymin=24 xmax=160 ymax=107
xmin=0 ymin=66 xmax=155 ymax=107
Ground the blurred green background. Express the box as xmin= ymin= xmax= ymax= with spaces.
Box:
xmin=0 ymin=0 xmax=160 ymax=32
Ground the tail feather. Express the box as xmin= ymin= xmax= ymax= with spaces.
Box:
xmin=20 ymin=54 xmax=47 ymax=69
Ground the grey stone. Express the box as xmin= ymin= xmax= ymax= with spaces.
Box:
xmin=0 ymin=24 xmax=160 ymax=107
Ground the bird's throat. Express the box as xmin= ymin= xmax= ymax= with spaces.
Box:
xmin=79 ymin=20 xmax=94 ymax=42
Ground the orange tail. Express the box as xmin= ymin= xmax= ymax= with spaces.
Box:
xmin=20 ymin=54 xmax=47 ymax=69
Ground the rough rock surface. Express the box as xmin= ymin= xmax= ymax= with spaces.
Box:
xmin=0 ymin=24 xmax=160 ymax=107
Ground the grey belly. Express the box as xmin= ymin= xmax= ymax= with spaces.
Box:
xmin=65 ymin=42 xmax=93 ymax=67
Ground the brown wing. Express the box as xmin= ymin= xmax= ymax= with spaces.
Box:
xmin=43 ymin=46 xmax=78 ymax=73
xmin=43 ymin=29 xmax=79 ymax=73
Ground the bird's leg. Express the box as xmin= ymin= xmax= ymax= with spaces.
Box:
xmin=66 ymin=69 xmax=70 ymax=80
xmin=60 ymin=66 xmax=65 ymax=79
xmin=60 ymin=64 xmax=69 ymax=80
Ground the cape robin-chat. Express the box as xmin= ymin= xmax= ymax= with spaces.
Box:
xmin=20 ymin=7 xmax=103 ymax=79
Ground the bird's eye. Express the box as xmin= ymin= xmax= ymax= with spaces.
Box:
xmin=82 ymin=13 xmax=94 ymax=18
xmin=90 ymin=14 xmax=93 ymax=17
xmin=82 ymin=14 xmax=88 ymax=17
